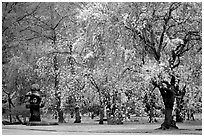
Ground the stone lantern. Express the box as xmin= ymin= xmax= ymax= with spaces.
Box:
xmin=25 ymin=84 xmax=44 ymax=122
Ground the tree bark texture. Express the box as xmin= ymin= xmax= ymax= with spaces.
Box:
xmin=99 ymin=106 xmax=104 ymax=124
xmin=159 ymin=86 xmax=178 ymax=129
xmin=58 ymin=109 xmax=65 ymax=123
xmin=74 ymin=107 xmax=81 ymax=123
xmin=53 ymin=54 xmax=65 ymax=123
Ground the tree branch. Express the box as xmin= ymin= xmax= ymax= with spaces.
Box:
xmin=172 ymin=56 xmax=180 ymax=69
xmin=32 ymin=16 xmax=52 ymax=30
xmin=89 ymin=76 xmax=99 ymax=90
xmin=16 ymin=3 xmax=41 ymax=23
xmin=2 ymin=88 xmax=9 ymax=95
xmin=157 ymin=3 xmax=181 ymax=56
xmin=177 ymin=31 xmax=201 ymax=56
xmin=53 ymin=15 xmax=69 ymax=30
xmin=26 ymin=27 xmax=53 ymax=41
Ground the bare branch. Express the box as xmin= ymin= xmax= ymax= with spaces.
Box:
xmin=2 ymin=26 xmax=9 ymax=35
xmin=32 ymin=16 xmax=52 ymax=30
xmin=89 ymin=76 xmax=99 ymax=90
xmin=26 ymin=27 xmax=53 ymax=41
xmin=2 ymin=88 xmax=9 ymax=95
xmin=172 ymin=56 xmax=180 ymax=69
xmin=53 ymin=15 xmax=69 ymax=30
xmin=176 ymin=31 xmax=201 ymax=56
xmin=16 ymin=3 xmax=41 ymax=23
xmin=158 ymin=3 xmax=181 ymax=53
xmin=166 ymin=14 xmax=191 ymax=32
xmin=157 ymin=2 xmax=182 ymax=58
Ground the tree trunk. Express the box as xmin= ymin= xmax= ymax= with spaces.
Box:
xmin=159 ymin=87 xmax=178 ymax=130
xmin=99 ymin=106 xmax=104 ymax=124
xmin=8 ymin=96 xmax=12 ymax=123
xmin=106 ymin=108 xmax=111 ymax=124
xmin=54 ymin=54 xmax=65 ymax=123
xmin=50 ymin=3 xmax=64 ymax=124
xmin=74 ymin=106 xmax=81 ymax=123
xmin=56 ymin=96 xmax=65 ymax=123
xmin=16 ymin=115 xmax=23 ymax=124
xmin=56 ymin=102 xmax=65 ymax=123
xmin=58 ymin=109 xmax=65 ymax=123
xmin=149 ymin=105 xmax=154 ymax=123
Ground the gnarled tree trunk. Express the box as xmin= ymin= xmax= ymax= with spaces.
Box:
xmin=160 ymin=89 xmax=178 ymax=129
xmin=155 ymin=76 xmax=178 ymax=130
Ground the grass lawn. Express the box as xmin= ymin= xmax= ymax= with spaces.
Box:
xmin=2 ymin=115 xmax=202 ymax=135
